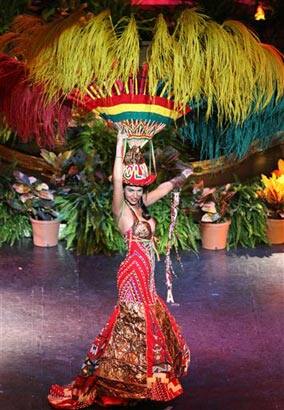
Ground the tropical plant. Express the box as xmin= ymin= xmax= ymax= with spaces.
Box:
xmin=67 ymin=118 xmax=116 ymax=181
xmin=55 ymin=183 xmax=125 ymax=255
xmin=228 ymin=182 xmax=268 ymax=249
xmin=40 ymin=148 xmax=74 ymax=185
xmin=190 ymin=180 xmax=236 ymax=223
xmin=55 ymin=176 xmax=200 ymax=256
xmin=151 ymin=195 xmax=200 ymax=254
xmin=0 ymin=0 xmax=29 ymax=34
xmin=257 ymin=159 xmax=284 ymax=219
xmin=0 ymin=171 xmax=32 ymax=245
xmin=0 ymin=202 xmax=31 ymax=246
xmin=0 ymin=122 xmax=17 ymax=144
xmin=8 ymin=170 xmax=59 ymax=220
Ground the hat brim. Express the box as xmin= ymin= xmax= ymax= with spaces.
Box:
xmin=122 ymin=174 xmax=157 ymax=187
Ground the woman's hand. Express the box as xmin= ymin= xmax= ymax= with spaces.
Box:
xmin=181 ymin=167 xmax=193 ymax=179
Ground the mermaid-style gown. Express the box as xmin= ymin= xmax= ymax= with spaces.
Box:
xmin=48 ymin=211 xmax=190 ymax=408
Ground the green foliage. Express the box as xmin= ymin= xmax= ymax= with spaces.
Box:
xmin=0 ymin=173 xmax=31 ymax=246
xmin=228 ymin=182 xmax=268 ymax=249
xmin=151 ymin=195 xmax=200 ymax=254
xmin=0 ymin=0 xmax=29 ymax=34
xmin=0 ymin=202 xmax=31 ymax=246
xmin=67 ymin=119 xmax=116 ymax=180
xmin=56 ymin=184 xmax=125 ymax=255
xmin=0 ymin=123 xmax=17 ymax=144
xmin=86 ymin=0 xmax=135 ymax=24
xmin=56 ymin=178 xmax=199 ymax=256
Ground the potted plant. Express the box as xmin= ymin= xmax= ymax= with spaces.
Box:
xmin=9 ymin=170 xmax=60 ymax=247
xmin=191 ymin=180 xmax=236 ymax=250
xmin=257 ymin=159 xmax=284 ymax=244
xmin=228 ymin=182 xmax=268 ymax=249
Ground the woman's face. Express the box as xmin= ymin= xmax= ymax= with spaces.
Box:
xmin=124 ymin=186 xmax=143 ymax=206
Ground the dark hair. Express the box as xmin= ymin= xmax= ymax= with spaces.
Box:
xmin=140 ymin=197 xmax=151 ymax=220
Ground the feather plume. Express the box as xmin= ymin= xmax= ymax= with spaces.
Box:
xmin=0 ymin=54 xmax=71 ymax=147
xmin=110 ymin=16 xmax=140 ymax=87
xmin=172 ymin=9 xmax=206 ymax=109
xmin=147 ymin=14 xmax=174 ymax=98
xmin=27 ymin=11 xmax=116 ymax=100
xmin=0 ymin=15 xmax=44 ymax=58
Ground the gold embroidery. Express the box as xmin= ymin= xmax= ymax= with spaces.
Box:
xmin=96 ymin=302 xmax=147 ymax=392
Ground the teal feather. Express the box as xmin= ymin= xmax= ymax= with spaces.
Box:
xmin=179 ymin=94 xmax=284 ymax=159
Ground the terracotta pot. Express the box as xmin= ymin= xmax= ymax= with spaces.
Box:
xmin=200 ymin=220 xmax=231 ymax=250
xmin=30 ymin=218 xmax=60 ymax=247
xmin=266 ymin=218 xmax=284 ymax=244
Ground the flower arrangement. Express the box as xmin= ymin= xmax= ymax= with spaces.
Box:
xmin=257 ymin=159 xmax=284 ymax=219
xmin=191 ymin=180 xmax=236 ymax=223
xmin=9 ymin=171 xmax=58 ymax=221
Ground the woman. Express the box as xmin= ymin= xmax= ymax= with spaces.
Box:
xmin=48 ymin=131 xmax=191 ymax=408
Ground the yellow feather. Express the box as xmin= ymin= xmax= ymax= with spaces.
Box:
xmin=147 ymin=14 xmax=173 ymax=98
xmin=5 ymin=7 xmax=280 ymax=125
xmin=27 ymin=11 xmax=116 ymax=100
xmin=172 ymin=9 xmax=206 ymax=110
xmin=110 ymin=16 xmax=140 ymax=87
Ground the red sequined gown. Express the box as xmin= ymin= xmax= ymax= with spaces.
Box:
xmin=48 ymin=212 xmax=190 ymax=408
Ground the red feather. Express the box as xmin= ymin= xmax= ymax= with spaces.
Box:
xmin=0 ymin=54 xmax=71 ymax=147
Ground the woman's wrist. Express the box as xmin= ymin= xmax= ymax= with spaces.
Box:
xmin=170 ymin=174 xmax=187 ymax=188
xmin=181 ymin=168 xmax=193 ymax=178
xmin=170 ymin=168 xmax=193 ymax=188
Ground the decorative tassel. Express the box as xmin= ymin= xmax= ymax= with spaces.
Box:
xmin=165 ymin=189 xmax=181 ymax=305
xmin=166 ymin=284 xmax=175 ymax=304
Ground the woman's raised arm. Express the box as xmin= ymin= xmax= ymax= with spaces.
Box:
xmin=112 ymin=131 xmax=127 ymax=217
xmin=143 ymin=168 xmax=193 ymax=207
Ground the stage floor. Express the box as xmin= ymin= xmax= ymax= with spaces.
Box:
xmin=0 ymin=241 xmax=283 ymax=410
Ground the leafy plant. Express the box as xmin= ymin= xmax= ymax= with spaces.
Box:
xmin=0 ymin=172 xmax=32 ymax=246
xmin=190 ymin=180 xmax=236 ymax=223
xmin=0 ymin=122 xmax=17 ymax=144
xmin=151 ymin=195 xmax=200 ymax=254
xmin=0 ymin=0 xmax=29 ymax=34
xmin=0 ymin=202 xmax=31 ymax=246
xmin=56 ymin=183 xmax=125 ymax=255
xmin=67 ymin=119 xmax=116 ymax=181
xmin=257 ymin=159 xmax=284 ymax=219
xmin=9 ymin=171 xmax=59 ymax=220
xmin=228 ymin=182 xmax=268 ymax=249
xmin=40 ymin=148 xmax=74 ymax=185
